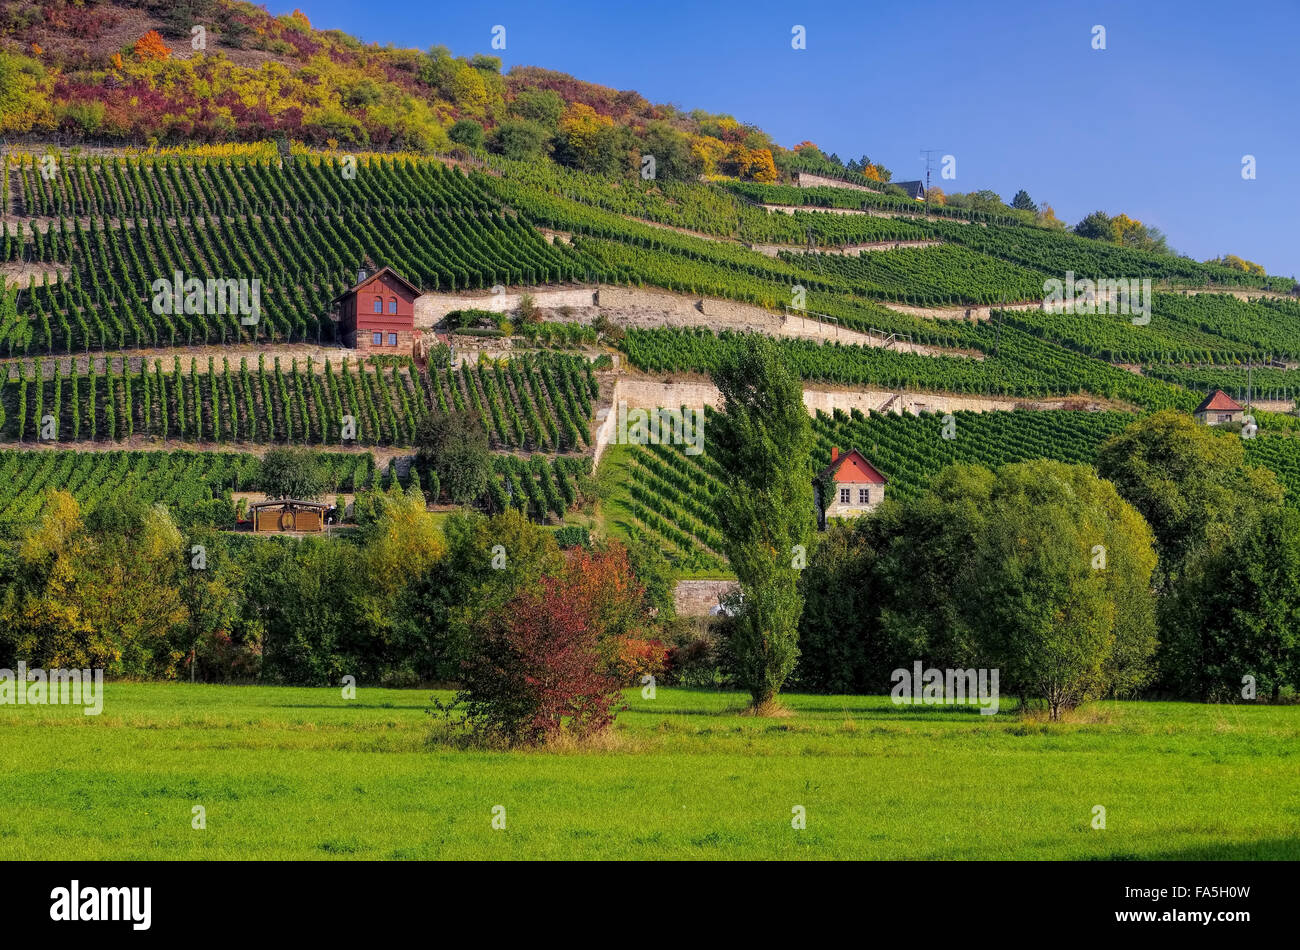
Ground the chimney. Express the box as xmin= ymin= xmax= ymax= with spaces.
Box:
xmin=357 ymin=267 xmax=367 ymax=284
xmin=831 ymin=447 xmax=839 ymax=463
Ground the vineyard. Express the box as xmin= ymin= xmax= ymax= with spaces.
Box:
xmin=931 ymin=221 xmax=1295 ymax=293
xmin=781 ymin=244 xmax=1049 ymax=306
xmin=0 ymin=352 xmax=598 ymax=451
xmin=722 ymin=181 xmax=1019 ymax=225
xmin=605 ymin=405 xmax=1300 ymax=570
xmin=0 ymin=447 xmax=373 ymax=537
xmin=604 ymin=407 xmax=1137 ymax=571
xmin=3 ymin=153 xmax=587 ymax=353
xmin=619 ymin=325 xmax=1199 ymax=411
xmin=490 ymin=160 xmax=937 ymax=247
xmin=1143 ymin=364 xmax=1300 ymax=403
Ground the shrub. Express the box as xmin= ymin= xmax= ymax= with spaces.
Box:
xmin=436 ymin=546 xmax=643 ymax=745
xmin=614 ymin=636 xmax=669 ymax=684
xmin=553 ymin=525 xmax=590 ymax=548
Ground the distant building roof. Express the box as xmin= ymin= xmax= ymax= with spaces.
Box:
xmin=1194 ymin=390 xmax=1244 ymax=413
xmin=893 ymin=180 xmax=926 ymax=200
xmin=818 ymin=448 xmax=888 ymax=484
xmin=331 ymin=265 xmax=422 ymax=304
xmin=248 ymin=499 xmax=329 ymax=511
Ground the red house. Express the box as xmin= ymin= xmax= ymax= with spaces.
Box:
xmin=334 ymin=266 xmax=421 ymax=354
xmin=815 ymin=447 xmax=888 ymax=529
xmin=1193 ymin=389 xmax=1245 ymax=426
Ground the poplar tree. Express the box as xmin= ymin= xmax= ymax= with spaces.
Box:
xmin=711 ymin=336 xmax=815 ymax=710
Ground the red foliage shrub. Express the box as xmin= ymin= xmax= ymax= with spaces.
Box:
xmin=614 ymin=637 xmax=669 ymax=684
xmin=444 ymin=545 xmax=647 ymax=745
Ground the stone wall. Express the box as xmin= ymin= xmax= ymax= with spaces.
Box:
xmin=590 ymin=376 xmax=1063 ymax=467
xmin=673 ymin=579 xmax=739 ymax=617
xmin=414 ymin=287 xmax=597 ymax=328
xmin=354 ymin=327 xmax=417 ymax=355
xmin=794 ymin=171 xmax=880 ymax=193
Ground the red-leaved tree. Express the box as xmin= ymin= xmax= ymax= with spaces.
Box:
xmin=447 ymin=545 xmax=646 ymax=745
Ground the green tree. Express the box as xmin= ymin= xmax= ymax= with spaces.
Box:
xmin=1073 ymin=210 xmax=1114 ymax=241
xmin=1160 ymin=506 xmax=1300 ymax=701
xmin=1096 ymin=411 xmax=1282 ymax=582
xmin=258 ymin=447 xmax=328 ymax=501
xmin=447 ymin=118 xmax=485 ymax=149
xmin=395 ymin=509 xmax=563 ymax=680
xmin=492 ymin=119 xmax=550 ymax=161
xmin=1010 ymin=189 xmax=1038 ymax=212
xmin=962 ymin=461 xmax=1158 ymax=718
xmin=415 ymin=409 xmax=491 ymax=506
xmin=508 ymin=89 xmax=565 ymax=128
xmin=710 ymin=337 xmax=815 ymax=709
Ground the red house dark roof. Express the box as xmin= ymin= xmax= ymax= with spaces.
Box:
xmin=818 ymin=447 xmax=888 ymax=484
xmin=332 ymin=265 xmax=422 ymax=304
xmin=1195 ymin=390 xmax=1244 ymax=413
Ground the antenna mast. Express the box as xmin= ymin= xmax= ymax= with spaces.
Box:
xmin=920 ymin=148 xmax=943 ymax=212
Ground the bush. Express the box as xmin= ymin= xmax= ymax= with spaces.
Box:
xmin=447 ymin=119 xmax=485 ymax=150
xmin=434 ymin=546 xmax=643 ymax=745
xmin=614 ymin=637 xmax=669 ymax=685
xmin=553 ymin=525 xmax=589 ymax=548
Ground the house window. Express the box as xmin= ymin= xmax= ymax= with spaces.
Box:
xmin=387 ymin=333 xmax=398 ymax=346
xmin=859 ymin=488 xmax=870 ymax=504
xmin=372 ymin=297 xmax=382 ymax=313
xmin=839 ymin=487 xmax=850 ymax=504
xmin=388 ymin=298 xmax=398 ymax=314
xmin=372 ymin=331 xmax=382 ymax=345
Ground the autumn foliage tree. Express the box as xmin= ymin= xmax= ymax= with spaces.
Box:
xmin=441 ymin=544 xmax=646 ymax=745
xmin=133 ymin=30 xmax=172 ymax=63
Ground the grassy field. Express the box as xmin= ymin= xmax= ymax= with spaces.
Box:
xmin=1 ymin=684 xmax=1296 ymax=860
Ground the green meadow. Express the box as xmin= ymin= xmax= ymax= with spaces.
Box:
xmin=1 ymin=684 xmax=1296 ymax=860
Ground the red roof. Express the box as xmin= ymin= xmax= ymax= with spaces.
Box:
xmin=331 ymin=265 xmax=422 ymax=304
xmin=1195 ymin=390 xmax=1244 ymax=413
xmin=818 ymin=448 xmax=887 ymax=484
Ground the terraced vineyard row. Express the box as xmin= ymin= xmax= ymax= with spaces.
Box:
xmin=3 ymin=207 xmax=584 ymax=352
xmin=0 ymin=441 xmax=594 ymax=535
xmin=0 ymin=352 xmax=596 ymax=451
xmin=0 ymin=447 xmax=373 ymax=537
xmin=605 ymin=407 xmax=1138 ymax=570
xmin=488 ymin=453 xmax=593 ymax=522
xmin=723 ymin=181 xmax=1018 ymax=224
xmin=782 ymin=243 xmax=1048 ymax=306
xmin=1000 ymin=299 xmax=1268 ymax=364
xmin=932 ymin=221 xmax=1294 ymax=292
xmin=1143 ymin=364 xmax=1300 ymax=403
xmin=490 ymin=161 xmax=937 ymax=247
xmin=13 ymin=153 xmax=495 ymax=218
xmin=808 ymin=407 xmax=1136 ymax=502
xmin=619 ymin=325 xmax=1198 ymax=411
xmin=1154 ymin=294 xmax=1300 ymax=359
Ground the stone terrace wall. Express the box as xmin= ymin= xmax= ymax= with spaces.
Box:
xmin=414 ymin=287 xmax=598 ymax=328
xmin=673 ymin=580 xmax=739 ymax=617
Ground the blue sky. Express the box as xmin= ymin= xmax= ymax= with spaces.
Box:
xmin=294 ymin=0 xmax=1298 ymax=277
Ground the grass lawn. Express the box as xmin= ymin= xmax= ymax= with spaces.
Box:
xmin=1 ymin=684 xmax=1296 ymax=860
